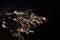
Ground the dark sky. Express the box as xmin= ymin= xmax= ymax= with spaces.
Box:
xmin=0 ymin=0 xmax=47 ymax=10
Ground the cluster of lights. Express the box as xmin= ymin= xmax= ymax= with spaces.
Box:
xmin=2 ymin=10 xmax=47 ymax=40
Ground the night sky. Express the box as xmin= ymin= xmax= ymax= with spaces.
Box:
xmin=0 ymin=0 xmax=46 ymax=10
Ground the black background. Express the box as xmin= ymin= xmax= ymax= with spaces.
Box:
xmin=0 ymin=0 xmax=59 ymax=40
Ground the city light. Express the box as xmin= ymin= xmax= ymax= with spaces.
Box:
xmin=2 ymin=9 xmax=47 ymax=40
